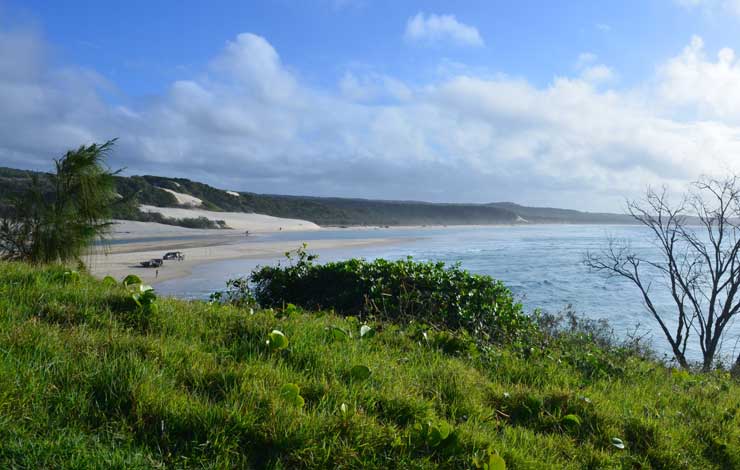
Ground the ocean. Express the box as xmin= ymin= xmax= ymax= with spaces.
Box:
xmin=156 ymin=224 xmax=740 ymax=363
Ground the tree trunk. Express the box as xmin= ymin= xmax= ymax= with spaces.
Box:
xmin=672 ymin=347 xmax=689 ymax=370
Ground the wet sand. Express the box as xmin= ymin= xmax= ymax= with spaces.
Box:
xmin=85 ymin=220 xmax=403 ymax=285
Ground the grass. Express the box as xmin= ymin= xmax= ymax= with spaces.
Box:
xmin=0 ymin=262 xmax=738 ymax=468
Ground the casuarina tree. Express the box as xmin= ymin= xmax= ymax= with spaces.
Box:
xmin=0 ymin=140 xmax=119 ymax=264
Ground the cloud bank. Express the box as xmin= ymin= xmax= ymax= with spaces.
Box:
xmin=404 ymin=13 xmax=484 ymax=47
xmin=1 ymin=28 xmax=740 ymax=211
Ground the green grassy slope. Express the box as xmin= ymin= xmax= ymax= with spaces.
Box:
xmin=0 ymin=262 xmax=738 ymax=468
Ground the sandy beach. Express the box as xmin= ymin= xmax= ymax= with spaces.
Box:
xmin=86 ymin=220 xmax=406 ymax=285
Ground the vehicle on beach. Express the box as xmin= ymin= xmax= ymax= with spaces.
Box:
xmin=163 ymin=251 xmax=185 ymax=261
xmin=140 ymin=258 xmax=163 ymax=268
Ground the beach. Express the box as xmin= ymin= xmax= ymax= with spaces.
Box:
xmin=85 ymin=220 xmax=405 ymax=285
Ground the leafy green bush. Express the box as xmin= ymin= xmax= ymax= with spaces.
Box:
xmin=533 ymin=306 xmax=655 ymax=378
xmin=209 ymin=277 xmax=258 ymax=309
xmin=249 ymin=247 xmax=535 ymax=345
xmin=174 ymin=216 xmax=228 ymax=229
xmin=120 ymin=209 xmax=229 ymax=229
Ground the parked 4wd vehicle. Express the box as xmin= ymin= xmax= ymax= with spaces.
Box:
xmin=140 ymin=258 xmax=163 ymax=268
xmin=163 ymin=251 xmax=185 ymax=261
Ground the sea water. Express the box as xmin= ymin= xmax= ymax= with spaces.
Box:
xmin=156 ymin=225 xmax=740 ymax=363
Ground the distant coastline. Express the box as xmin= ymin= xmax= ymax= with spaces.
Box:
xmin=3 ymin=164 xmax=639 ymax=285
xmin=1 ymin=167 xmax=636 ymax=231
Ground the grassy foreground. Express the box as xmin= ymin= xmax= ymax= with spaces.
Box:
xmin=0 ymin=262 xmax=739 ymax=468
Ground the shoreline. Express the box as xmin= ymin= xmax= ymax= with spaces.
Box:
xmin=320 ymin=222 xmax=642 ymax=230
xmin=86 ymin=223 xmax=412 ymax=285
xmin=86 ymin=220 xmax=641 ymax=286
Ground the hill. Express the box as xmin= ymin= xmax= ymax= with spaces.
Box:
xmin=0 ymin=167 xmax=634 ymax=228
xmin=487 ymin=202 xmax=634 ymax=224
xmin=0 ymin=262 xmax=737 ymax=468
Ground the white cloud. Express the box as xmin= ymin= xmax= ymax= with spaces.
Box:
xmin=575 ymin=53 xmax=614 ymax=83
xmin=212 ymin=33 xmax=298 ymax=104
xmin=657 ymin=35 xmax=740 ymax=123
xmin=576 ymin=52 xmax=598 ymax=68
xmin=675 ymin=0 xmax=740 ymax=17
xmin=0 ymin=28 xmax=116 ymax=168
xmin=580 ymin=65 xmax=615 ymax=83
xmin=339 ymin=72 xmax=412 ymax=102
xmin=3 ymin=31 xmax=740 ymax=211
xmin=404 ymin=13 xmax=484 ymax=47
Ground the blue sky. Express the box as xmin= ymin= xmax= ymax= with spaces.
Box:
xmin=2 ymin=0 xmax=740 ymax=210
xmin=12 ymin=0 xmax=739 ymax=93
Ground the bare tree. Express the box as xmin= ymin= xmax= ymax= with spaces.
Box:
xmin=585 ymin=176 xmax=740 ymax=371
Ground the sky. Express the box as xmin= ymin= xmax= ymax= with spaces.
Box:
xmin=2 ymin=0 xmax=740 ymax=211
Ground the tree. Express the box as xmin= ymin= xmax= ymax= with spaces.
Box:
xmin=0 ymin=140 xmax=119 ymax=264
xmin=585 ymin=176 xmax=740 ymax=371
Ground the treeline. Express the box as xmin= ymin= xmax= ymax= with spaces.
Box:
xmin=1 ymin=167 xmax=635 ymax=227
xmin=0 ymin=170 xmax=224 ymax=230
xmin=101 ymin=175 xmax=619 ymax=226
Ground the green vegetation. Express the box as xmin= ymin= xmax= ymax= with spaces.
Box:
xmin=111 ymin=175 xmax=520 ymax=226
xmin=106 ymin=176 xmax=231 ymax=229
xmin=0 ymin=141 xmax=119 ymax=263
xmin=1 ymin=261 xmax=738 ymax=468
xmin=1 ymin=167 xmax=635 ymax=228
xmin=0 ymin=169 xmax=229 ymax=230
xmin=249 ymin=246 xmax=535 ymax=347
xmin=130 ymin=211 xmax=229 ymax=230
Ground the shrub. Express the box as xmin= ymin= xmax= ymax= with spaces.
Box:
xmin=533 ymin=306 xmax=655 ymax=376
xmin=209 ymin=277 xmax=257 ymax=309
xmin=125 ymin=211 xmax=229 ymax=229
xmin=249 ymin=246 xmax=534 ymax=345
xmin=175 ymin=216 xmax=228 ymax=230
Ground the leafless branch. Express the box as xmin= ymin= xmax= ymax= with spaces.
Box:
xmin=585 ymin=176 xmax=740 ymax=371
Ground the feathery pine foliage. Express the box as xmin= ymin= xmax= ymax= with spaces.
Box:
xmin=0 ymin=141 xmax=118 ymax=263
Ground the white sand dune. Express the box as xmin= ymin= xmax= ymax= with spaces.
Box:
xmin=158 ymin=188 xmax=203 ymax=207
xmin=139 ymin=205 xmax=321 ymax=232
xmin=109 ymin=220 xmax=226 ymax=239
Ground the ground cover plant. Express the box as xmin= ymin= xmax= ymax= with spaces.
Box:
xmin=0 ymin=261 xmax=739 ymax=468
